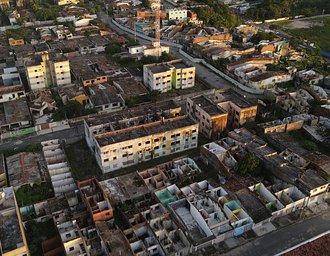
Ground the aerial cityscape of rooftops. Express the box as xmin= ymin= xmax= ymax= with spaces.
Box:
xmin=0 ymin=0 xmax=329 ymax=255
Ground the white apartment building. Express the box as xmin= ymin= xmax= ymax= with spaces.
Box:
xmin=49 ymin=55 xmax=72 ymax=87
xmin=26 ymin=55 xmax=48 ymax=90
xmin=168 ymin=9 xmax=188 ymax=22
xmin=0 ymin=67 xmax=25 ymax=103
xmin=88 ymin=116 xmax=198 ymax=173
xmin=128 ymin=41 xmax=170 ymax=57
xmin=143 ymin=59 xmax=195 ymax=92
xmin=57 ymin=0 xmax=79 ymax=5
xmin=26 ymin=53 xmax=71 ymax=90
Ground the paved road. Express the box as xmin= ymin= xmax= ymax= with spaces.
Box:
xmin=222 ymin=210 xmax=330 ymax=256
xmin=0 ymin=124 xmax=84 ymax=152
xmin=99 ymin=12 xmax=261 ymax=99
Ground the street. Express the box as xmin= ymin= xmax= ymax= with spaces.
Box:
xmin=222 ymin=210 xmax=330 ymax=256
xmin=0 ymin=124 xmax=84 ymax=152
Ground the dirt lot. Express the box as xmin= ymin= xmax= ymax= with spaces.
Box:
xmin=284 ymin=20 xmax=323 ymax=29
xmin=285 ymin=233 xmax=330 ymax=256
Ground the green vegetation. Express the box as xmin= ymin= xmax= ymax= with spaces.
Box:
xmin=245 ymin=0 xmax=330 ymax=21
xmin=25 ymin=219 xmax=57 ymax=256
xmin=238 ymin=153 xmax=262 ymax=177
xmin=126 ymin=90 xmax=161 ymax=107
xmin=250 ymin=31 xmax=276 ymax=44
xmin=284 ymin=17 xmax=330 ymax=52
xmin=194 ymin=2 xmax=241 ymax=28
xmin=105 ymin=42 xmax=122 ymax=55
xmin=52 ymin=101 xmax=97 ymax=121
xmin=3 ymin=28 xmax=26 ymax=40
xmin=65 ymin=140 xmax=103 ymax=180
xmin=15 ymin=182 xmax=54 ymax=207
xmin=290 ymin=130 xmax=330 ymax=155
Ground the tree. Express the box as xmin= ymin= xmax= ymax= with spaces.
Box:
xmin=105 ymin=43 xmax=122 ymax=55
xmin=238 ymin=153 xmax=262 ymax=176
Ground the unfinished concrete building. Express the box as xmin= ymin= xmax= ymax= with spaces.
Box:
xmin=141 ymin=203 xmax=191 ymax=256
xmin=95 ymin=221 xmax=134 ymax=256
xmin=258 ymin=114 xmax=319 ymax=134
xmin=201 ymin=142 xmax=237 ymax=176
xmin=100 ymin=171 xmax=150 ymax=207
xmin=169 ymin=198 xmax=214 ymax=250
xmin=268 ymin=183 xmax=308 ymax=213
xmin=54 ymin=209 xmax=90 ymax=256
xmin=78 ymin=177 xmax=113 ymax=222
xmin=276 ymin=89 xmax=314 ymax=114
xmin=249 ymin=183 xmax=285 ymax=219
xmin=222 ymin=200 xmax=253 ymax=237
xmin=0 ymin=187 xmax=29 ymax=256
xmin=138 ymin=157 xmax=201 ymax=192
xmin=42 ymin=139 xmax=77 ymax=196
xmin=124 ymin=223 xmax=166 ymax=256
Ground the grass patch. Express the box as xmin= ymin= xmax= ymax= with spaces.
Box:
xmin=15 ymin=182 xmax=54 ymax=207
xmin=290 ymin=130 xmax=329 ymax=156
xmin=65 ymin=140 xmax=103 ymax=181
xmin=25 ymin=219 xmax=57 ymax=256
xmin=283 ymin=17 xmax=330 ymax=52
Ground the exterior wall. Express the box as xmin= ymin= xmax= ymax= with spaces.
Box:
xmin=57 ymin=0 xmax=79 ymax=5
xmin=219 ymin=102 xmax=257 ymax=128
xmin=168 ymin=9 xmax=188 ymax=21
xmin=192 ymin=34 xmax=232 ymax=44
xmin=136 ymin=11 xmax=167 ymax=19
xmin=94 ymin=122 xmax=199 ymax=173
xmin=186 ymin=98 xmax=227 ymax=139
xmin=248 ymin=73 xmax=292 ymax=89
xmin=82 ymin=76 xmax=107 ymax=87
xmin=129 ymin=46 xmax=145 ymax=54
xmin=143 ymin=66 xmax=173 ymax=92
xmin=8 ymin=38 xmax=24 ymax=46
xmin=172 ymin=66 xmax=195 ymax=90
xmin=26 ymin=64 xmax=47 ymax=90
xmin=50 ymin=60 xmax=71 ymax=87
xmin=0 ymin=90 xmax=25 ymax=103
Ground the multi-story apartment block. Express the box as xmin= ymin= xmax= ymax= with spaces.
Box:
xmin=49 ymin=54 xmax=71 ymax=87
xmin=26 ymin=55 xmax=48 ymax=90
xmin=143 ymin=59 xmax=195 ymax=92
xmin=91 ymin=116 xmax=198 ymax=173
xmin=215 ymin=91 xmax=257 ymax=128
xmin=0 ymin=187 xmax=29 ymax=256
xmin=168 ymin=8 xmax=188 ymax=22
xmin=187 ymin=95 xmax=228 ymax=139
xmin=0 ymin=67 xmax=25 ymax=103
xmin=26 ymin=53 xmax=71 ymax=90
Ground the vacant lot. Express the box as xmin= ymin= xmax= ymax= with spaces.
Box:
xmin=282 ymin=17 xmax=330 ymax=52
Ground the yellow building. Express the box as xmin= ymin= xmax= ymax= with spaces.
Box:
xmin=56 ymin=0 xmax=79 ymax=5
xmin=187 ymin=95 xmax=228 ymax=139
xmin=8 ymin=38 xmax=24 ymax=46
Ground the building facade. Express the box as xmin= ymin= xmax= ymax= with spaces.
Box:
xmin=87 ymin=116 xmax=198 ymax=173
xmin=143 ymin=60 xmax=195 ymax=92
xmin=187 ymin=96 xmax=228 ymax=139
